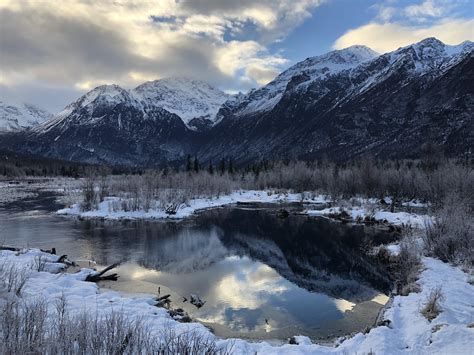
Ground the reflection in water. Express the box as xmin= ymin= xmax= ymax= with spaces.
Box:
xmin=0 ymin=195 xmax=396 ymax=341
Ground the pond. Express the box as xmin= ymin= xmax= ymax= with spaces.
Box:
xmin=0 ymin=188 xmax=397 ymax=342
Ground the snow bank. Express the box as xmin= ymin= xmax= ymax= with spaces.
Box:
xmin=307 ymin=206 xmax=430 ymax=228
xmin=57 ymin=190 xmax=329 ymax=220
xmin=2 ymin=249 xmax=472 ymax=354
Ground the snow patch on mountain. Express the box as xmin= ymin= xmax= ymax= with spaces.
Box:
xmin=345 ymin=38 xmax=473 ymax=99
xmin=35 ymin=84 xmax=142 ymax=133
xmin=132 ymin=78 xmax=231 ymax=129
xmin=224 ymin=45 xmax=379 ymax=118
xmin=0 ymin=100 xmax=52 ymax=132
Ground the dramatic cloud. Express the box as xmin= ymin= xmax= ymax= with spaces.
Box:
xmin=333 ymin=19 xmax=474 ymax=53
xmin=0 ymin=0 xmax=323 ymax=111
xmin=333 ymin=0 xmax=473 ymax=53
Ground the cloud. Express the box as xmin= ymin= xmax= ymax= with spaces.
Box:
xmin=333 ymin=0 xmax=473 ymax=54
xmin=0 ymin=0 xmax=324 ymax=111
xmin=405 ymin=0 xmax=446 ymax=18
xmin=333 ymin=18 xmax=474 ymax=53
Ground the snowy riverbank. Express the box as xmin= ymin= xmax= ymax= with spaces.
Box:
xmin=1 ymin=248 xmax=472 ymax=354
xmin=57 ymin=190 xmax=329 ymax=220
xmin=57 ymin=189 xmax=431 ymax=228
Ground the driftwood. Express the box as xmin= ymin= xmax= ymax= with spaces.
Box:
xmin=85 ymin=263 xmax=120 ymax=282
xmin=56 ymin=254 xmax=76 ymax=267
xmin=155 ymin=294 xmax=171 ymax=307
xmin=0 ymin=245 xmax=21 ymax=252
xmin=40 ymin=247 xmax=57 ymax=255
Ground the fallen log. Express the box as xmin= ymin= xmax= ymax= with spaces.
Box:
xmin=0 ymin=245 xmax=21 ymax=252
xmin=85 ymin=263 xmax=120 ymax=282
xmin=56 ymin=254 xmax=76 ymax=267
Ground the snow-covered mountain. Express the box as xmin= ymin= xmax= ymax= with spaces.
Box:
xmin=202 ymin=37 xmax=474 ymax=162
xmin=5 ymin=37 xmax=473 ymax=166
xmin=36 ymin=78 xmax=231 ymax=134
xmin=218 ymin=45 xmax=378 ymax=119
xmin=0 ymin=100 xmax=52 ymax=132
xmin=133 ymin=78 xmax=231 ymax=130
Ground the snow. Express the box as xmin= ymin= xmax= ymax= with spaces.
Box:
xmin=57 ymin=190 xmax=329 ymax=220
xmin=346 ymin=38 xmax=473 ymax=100
xmin=307 ymin=206 xmax=430 ymax=228
xmin=0 ymin=100 xmax=52 ymax=132
xmin=132 ymin=77 xmax=231 ymax=128
xmin=228 ymin=45 xmax=379 ymax=117
xmin=2 ymin=249 xmax=472 ymax=354
xmin=35 ymin=78 xmax=231 ymax=133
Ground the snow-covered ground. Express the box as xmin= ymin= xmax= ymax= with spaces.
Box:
xmin=57 ymin=190 xmax=329 ymax=220
xmin=1 ymin=249 xmax=472 ymax=354
xmin=307 ymin=206 xmax=431 ymax=229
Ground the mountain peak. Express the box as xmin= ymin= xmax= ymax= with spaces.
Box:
xmin=132 ymin=78 xmax=230 ymax=128
xmin=416 ymin=37 xmax=445 ymax=47
xmin=0 ymin=100 xmax=52 ymax=132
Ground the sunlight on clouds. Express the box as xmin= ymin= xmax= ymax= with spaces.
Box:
xmin=334 ymin=298 xmax=356 ymax=312
xmin=0 ymin=0 xmax=324 ymax=96
xmin=333 ymin=19 xmax=474 ymax=53
xmin=215 ymin=260 xmax=288 ymax=309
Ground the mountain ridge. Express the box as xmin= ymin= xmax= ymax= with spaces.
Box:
xmin=2 ymin=37 xmax=473 ymax=166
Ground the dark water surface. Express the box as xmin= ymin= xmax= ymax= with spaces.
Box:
xmin=0 ymin=188 xmax=396 ymax=341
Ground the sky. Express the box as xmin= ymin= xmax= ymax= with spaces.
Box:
xmin=0 ymin=0 xmax=473 ymax=113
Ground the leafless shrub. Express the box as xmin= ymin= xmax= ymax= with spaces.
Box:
xmin=421 ymin=287 xmax=444 ymax=322
xmin=1 ymin=298 xmax=48 ymax=354
xmin=80 ymin=172 xmax=97 ymax=211
xmin=0 ymin=295 xmax=232 ymax=354
xmin=159 ymin=325 xmax=233 ymax=355
xmin=423 ymin=194 xmax=473 ymax=265
xmin=0 ymin=263 xmax=30 ymax=296
xmin=33 ymin=255 xmax=48 ymax=272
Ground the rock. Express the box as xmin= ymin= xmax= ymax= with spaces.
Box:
xmin=276 ymin=209 xmax=290 ymax=218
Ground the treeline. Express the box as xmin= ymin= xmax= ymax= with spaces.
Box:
xmin=0 ymin=150 xmax=144 ymax=178
xmin=176 ymin=155 xmax=473 ymax=205
xmin=80 ymin=156 xmax=473 ymax=211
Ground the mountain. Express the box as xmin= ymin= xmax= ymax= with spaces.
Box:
xmin=20 ymin=79 xmax=230 ymax=166
xmin=0 ymin=100 xmax=52 ymax=132
xmin=133 ymin=78 xmax=231 ymax=131
xmin=4 ymin=38 xmax=473 ymax=167
xmin=199 ymin=38 xmax=473 ymax=163
xmin=26 ymin=84 xmax=192 ymax=167
xmin=217 ymin=45 xmax=378 ymax=120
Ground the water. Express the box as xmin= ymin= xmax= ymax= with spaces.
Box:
xmin=0 ymin=188 xmax=396 ymax=341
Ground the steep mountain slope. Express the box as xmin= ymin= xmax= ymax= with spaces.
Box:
xmin=15 ymin=78 xmax=232 ymax=166
xmin=199 ymin=38 xmax=473 ymax=163
xmin=24 ymin=84 xmax=192 ymax=167
xmin=0 ymin=100 xmax=52 ymax=132
xmin=217 ymin=45 xmax=378 ymax=120
xmin=133 ymin=78 xmax=231 ymax=130
xmin=3 ymin=38 xmax=472 ymax=167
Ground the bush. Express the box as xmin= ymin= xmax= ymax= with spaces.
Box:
xmin=0 ymin=296 xmax=233 ymax=354
xmin=423 ymin=194 xmax=473 ymax=265
xmin=421 ymin=287 xmax=444 ymax=322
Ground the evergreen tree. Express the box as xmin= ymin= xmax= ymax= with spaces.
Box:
xmin=186 ymin=154 xmax=192 ymax=172
xmin=208 ymin=160 xmax=214 ymax=175
xmin=228 ymin=158 xmax=234 ymax=174
xmin=194 ymin=155 xmax=199 ymax=173
xmin=219 ymin=158 xmax=226 ymax=175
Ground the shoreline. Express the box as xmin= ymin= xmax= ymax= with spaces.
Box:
xmin=1 ymin=246 xmax=472 ymax=354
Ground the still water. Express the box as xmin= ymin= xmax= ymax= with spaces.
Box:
xmin=0 ymin=190 xmax=396 ymax=341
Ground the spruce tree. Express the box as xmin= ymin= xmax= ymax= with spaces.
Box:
xmin=219 ymin=158 xmax=226 ymax=175
xmin=186 ymin=154 xmax=192 ymax=172
xmin=194 ymin=155 xmax=199 ymax=173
